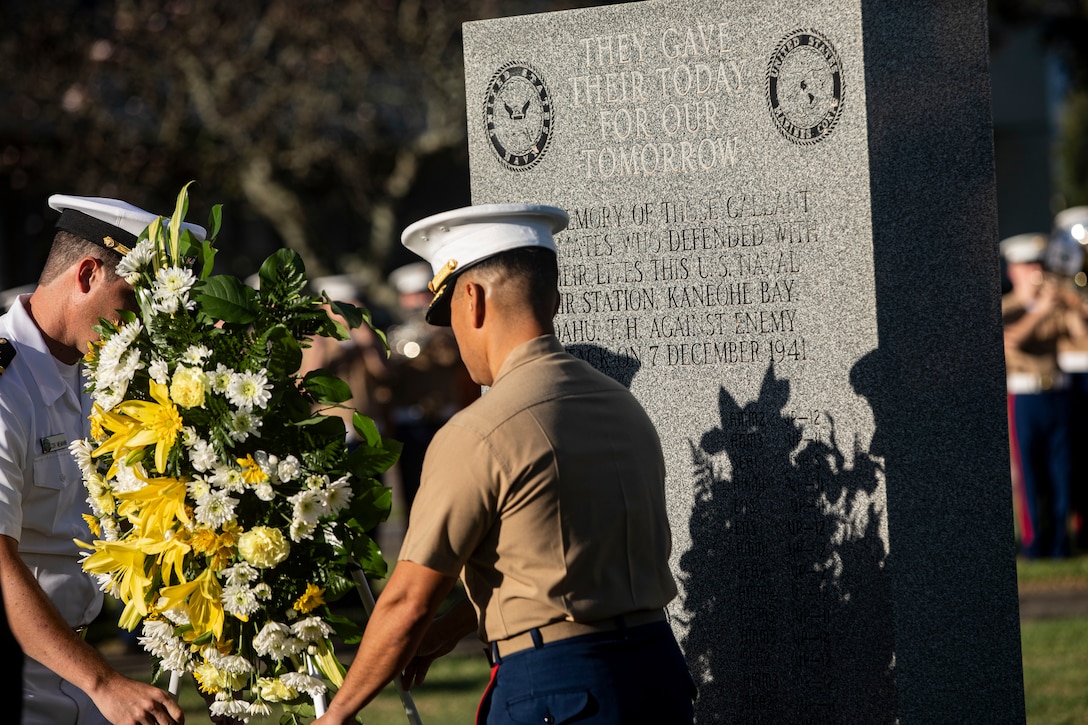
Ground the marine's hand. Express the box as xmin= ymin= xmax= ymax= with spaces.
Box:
xmin=90 ymin=671 xmax=185 ymax=725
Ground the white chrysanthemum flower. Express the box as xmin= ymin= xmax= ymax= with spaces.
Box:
xmin=181 ymin=344 xmax=212 ymax=365
xmin=222 ymin=584 xmax=261 ymax=620
xmin=159 ymin=605 xmax=191 ymax=626
xmin=288 ymin=489 xmax=327 ymax=543
xmin=290 ymin=519 xmax=317 ymax=542
xmin=209 ymin=364 xmax=234 ymax=394
xmin=189 ymin=439 xmax=218 ymax=472
xmin=253 ymin=622 xmax=303 ymax=660
xmin=69 ymin=439 xmax=96 ymax=479
xmin=211 ymin=465 xmax=247 ymax=493
xmin=152 ymin=265 xmax=196 ymax=314
xmin=194 ymin=488 xmax=239 ymax=528
xmin=148 ymin=358 xmax=170 ymax=386
xmin=179 ymin=426 xmax=200 ymax=448
xmin=253 ymin=582 xmax=272 ymax=600
xmin=113 ymin=462 xmax=149 ymax=494
xmin=228 ymin=409 xmax=261 ymax=442
xmin=254 ymin=482 xmax=275 ymax=502
xmin=138 ymin=620 xmax=192 ymax=673
xmin=115 ymin=238 xmax=154 ymax=284
xmin=98 ymin=517 xmax=122 ymax=541
xmin=291 ymin=616 xmax=333 ymax=643
xmin=209 ymin=699 xmax=250 ymax=720
xmin=281 ymin=671 xmax=326 ymax=698
xmin=277 ymin=455 xmax=301 ymax=483
xmin=325 ymin=476 xmax=353 ymax=515
xmin=92 ymin=387 xmax=124 ymax=412
xmin=222 ymin=562 xmax=259 ymax=586
xmin=247 ymin=699 xmax=273 ymax=719
xmin=226 ymin=369 xmax=273 ymax=411
xmin=187 ymin=476 xmax=212 ymax=500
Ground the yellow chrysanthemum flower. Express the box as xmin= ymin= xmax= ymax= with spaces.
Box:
xmin=237 ymin=454 xmax=267 ymax=484
xmin=294 ymin=582 xmax=325 ymax=614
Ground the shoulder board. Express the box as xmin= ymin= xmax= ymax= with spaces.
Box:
xmin=0 ymin=337 xmax=16 ymax=376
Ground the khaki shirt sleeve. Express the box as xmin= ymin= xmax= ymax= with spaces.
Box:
xmin=397 ymin=419 xmax=502 ymax=577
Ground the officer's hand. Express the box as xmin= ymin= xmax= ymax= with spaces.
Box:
xmin=90 ymin=671 xmax=185 ymax=725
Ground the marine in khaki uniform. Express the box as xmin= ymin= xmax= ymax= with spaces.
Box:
xmin=315 ymin=205 xmax=695 ymax=725
xmin=1050 ymin=207 xmax=1088 ymax=550
xmin=1002 ymin=232 xmax=1083 ymax=558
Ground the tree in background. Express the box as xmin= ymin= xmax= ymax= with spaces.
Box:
xmin=989 ymin=0 xmax=1088 ymax=206
xmin=0 ymin=0 xmax=604 ymax=287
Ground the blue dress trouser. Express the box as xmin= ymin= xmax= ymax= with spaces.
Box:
xmin=1012 ymin=390 xmax=1074 ymax=558
xmin=480 ymin=621 xmax=696 ymax=724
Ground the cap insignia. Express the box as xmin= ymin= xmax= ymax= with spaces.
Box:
xmin=429 ymin=259 xmax=459 ymax=295
xmin=102 ymin=236 xmax=132 ymax=256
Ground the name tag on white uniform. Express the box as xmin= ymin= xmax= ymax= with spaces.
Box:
xmin=40 ymin=433 xmax=68 ymax=454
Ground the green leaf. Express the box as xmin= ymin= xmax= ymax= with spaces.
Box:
xmin=264 ymin=326 xmax=303 ymax=380
xmin=259 ymin=249 xmax=308 ymax=300
xmin=351 ymin=412 xmax=381 ymax=446
xmin=206 ymin=204 xmax=223 ymax=240
xmin=351 ymin=534 xmax=389 ymax=578
xmin=195 ymin=275 xmax=259 ymax=324
xmin=348 ymin=438 xmax=402 ymax=476
xmin=302 ymin=370 xmax=352 ymax=404
xmin=349 ymin=485 xmax=392 ymax=533
xmin=328 ymin=300 xmax=365 ymax=330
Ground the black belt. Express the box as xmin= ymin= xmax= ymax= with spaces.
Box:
xmin=490 ymin=609 xmax=666 ymax=659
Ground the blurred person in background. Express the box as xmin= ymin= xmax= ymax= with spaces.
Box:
xmin=1051 ymin=206 xmax=1088 ymax=552
xmin=299 ymin=274 xmax=391 ymax=452
xmin=384 ymin=261 xmax=478 ymax=511
xmin=1003 ymin=231 xmax=1088 ymax=559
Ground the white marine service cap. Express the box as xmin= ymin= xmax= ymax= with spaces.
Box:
xmin=400 ymin=203 xmax=568 ymax=325
xmin=999 ymin=233 xmax=1047 ymax=265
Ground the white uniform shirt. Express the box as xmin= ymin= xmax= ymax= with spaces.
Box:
xmin=0 ymin=295 xmax=102 ymax=627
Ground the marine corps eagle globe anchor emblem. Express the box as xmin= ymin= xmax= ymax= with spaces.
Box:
xmin=766 ymin=28 xmax=845 ymax=146
xmin=484 ymin=61 xmax=554 ymax=170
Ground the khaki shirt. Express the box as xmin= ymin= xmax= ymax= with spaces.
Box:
xmin=399 ymin=335 xmax=677 ymax=642
xmin=1002 ymin=292 xmax=1066 ymax=384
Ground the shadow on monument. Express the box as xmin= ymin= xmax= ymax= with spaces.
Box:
xmin=678 ymin=352 xmax=896 ymax=724
xmin=569 ymin=343 xmax=896 ymax=722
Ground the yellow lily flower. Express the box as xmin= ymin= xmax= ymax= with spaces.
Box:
xmin=93 ymin=381 xmax=183 ymax=474
xmin=116 ymin=474 xmax=191 ymax=539
xmin=158 ymin=568 xmax=225 ymax=640
xmin=81 ymin=539 xmax=154 ymax=630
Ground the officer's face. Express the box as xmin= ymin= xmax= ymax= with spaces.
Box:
xmin=79 ymin=264 xmax=136 ymax=352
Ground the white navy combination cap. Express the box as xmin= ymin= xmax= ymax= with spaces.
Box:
xmin=388 ymin=261 xmax=433 ymax=296
xmin=999 ymin=233 xmax=1047 ymax=265
xmin=1054 ymin=206 xmax=1088 ymax=242
xmin=48 ymin=194 xmax=207 ymax=256
xmin=400 ymin=203 xmax=569 ymax=325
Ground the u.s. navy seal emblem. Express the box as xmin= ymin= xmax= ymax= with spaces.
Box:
xmin=766 ymin=28 xmax=844 ymax=146
xmin=484 ymin=61 xmax=554 ymax=171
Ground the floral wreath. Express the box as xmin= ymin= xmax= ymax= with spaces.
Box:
xmin=73 ymin=183 xmax=400 ymax=722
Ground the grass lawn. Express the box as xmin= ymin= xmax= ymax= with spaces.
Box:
xmin=107 ymin=646 xmax=491 ymax=724
xmin=1018 ymin=555 xmax=1088 ymax=725
xmin=95 ymin=556 xmax=1088 ymax=723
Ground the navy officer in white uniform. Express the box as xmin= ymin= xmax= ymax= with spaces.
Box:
xmin=0 ymin=195 xmax=203 ymax=725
